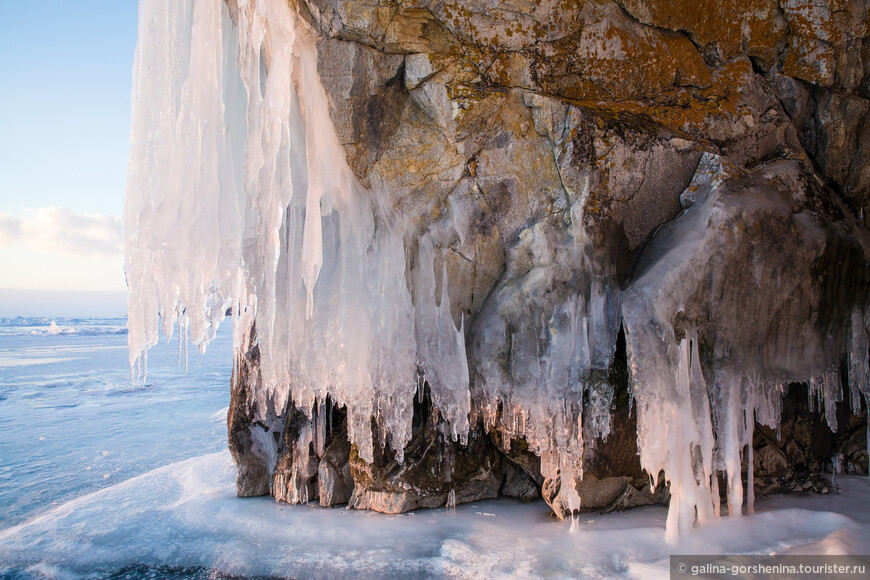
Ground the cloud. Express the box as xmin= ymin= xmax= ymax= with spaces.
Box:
xmin=0 ymin=214 xmax=22 ymax=246
xmin=0 ymin=207 xmax=121 ymax=258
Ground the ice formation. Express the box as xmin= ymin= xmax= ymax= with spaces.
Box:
xmin=124 ymin=0 xmax=472 ymax=464
xmin=125 ymin=0 xmax=870 ymax=539
xmin=623 ymin=157 xmax=870 ymax=539
xmin=467 ymin=207 xmax=621 ymax=512
xmin=125 ymin=0 xmax=611 ymax=517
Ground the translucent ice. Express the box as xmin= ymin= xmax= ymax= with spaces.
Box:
xmin=125 ymin=0 xmax=466 ymax=468
xmin=623 ymin=157 xmax=870 ymax=539
xmin=467 ymin=212 xmax=621 ymax=514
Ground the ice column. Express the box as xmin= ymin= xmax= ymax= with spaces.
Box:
xmin=468 ymin=194 xmax=621 ymax=516
xmin=126 ymin=0 xmax=245 ymax=370
xmin=125 ymin=0 xmax=469 ymax=467
xmin=412 ymin=235 xmax=471 ymax=444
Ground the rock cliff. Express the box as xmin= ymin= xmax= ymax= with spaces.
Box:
xmin=126 ymin=0 xmax=870 ymax=536
xmin=228 ymin=0 xmax=870 ymax=522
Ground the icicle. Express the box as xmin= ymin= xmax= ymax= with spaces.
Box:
xmin=301 ymin=183 xmax=322 ymax=321
xmin=710 ymin=472 xmax=721 ymax=517
xmin=568 ymin=511 xmax=580 ymax=533
xmin=130 ymin=353 xmax=139 ymax=387
xmin=746 ymin=442 xmax=755 ymax=514
xmin=314 ymin=399 xmax=326 ymax=458
xmin=289 ymin=468 xmax=299 ymax=504
xmin=142 ymin=350 xmax=148 ymax=385
xmin=413 ymin=236 xmax=471 ymax=445
xmin=723 ymin=375 xmax=744 ymax=518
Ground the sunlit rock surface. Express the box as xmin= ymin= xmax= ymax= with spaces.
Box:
xmin=125 ymin=0 xmax=870 ymax=538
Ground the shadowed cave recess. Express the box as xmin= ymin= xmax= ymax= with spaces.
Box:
xmin=125 ymin=0 xmax=870 ymax=538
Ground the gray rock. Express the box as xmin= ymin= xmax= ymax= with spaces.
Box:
xmin=347 ymin=393 xmax=514 ymax=513
xmin=501 ymin=464 xmax=540 ymax=502
xmin=228 ymin=326 xmax=275 ymax=497
xmin=318 ymin=429 xmax=354 ymax=507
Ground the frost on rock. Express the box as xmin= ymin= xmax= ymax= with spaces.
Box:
xmin=468 ymin=214 xmax=621 ymax=514
xmin=623 ymin=157 xmax=870 ymax=540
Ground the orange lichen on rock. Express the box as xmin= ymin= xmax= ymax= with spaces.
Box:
xmin=618 ymin=0 xmax=786 ymax=61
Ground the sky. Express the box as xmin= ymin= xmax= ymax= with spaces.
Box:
xmin=0 ymin=1 xmax=139 ymax=315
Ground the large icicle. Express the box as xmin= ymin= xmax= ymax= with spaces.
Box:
xmin=127 ymin=0 xmax=428 ymax=466
xmin=126 ymin=0 xmax=244 ymax=364
xmin=412 ymin=235 xmax=471 ymax=444
xmin=623 ymin=155 xmax=869 ymax=539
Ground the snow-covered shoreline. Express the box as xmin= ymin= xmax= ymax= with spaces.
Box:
xmin=2 ymin=450 xmax=867 ymax=579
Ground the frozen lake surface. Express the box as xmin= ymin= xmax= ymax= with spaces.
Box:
xmin=0 ymin=317 xmax=232 ymax=530
xmin=1 ymin=318 xmax=868 ymax=579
